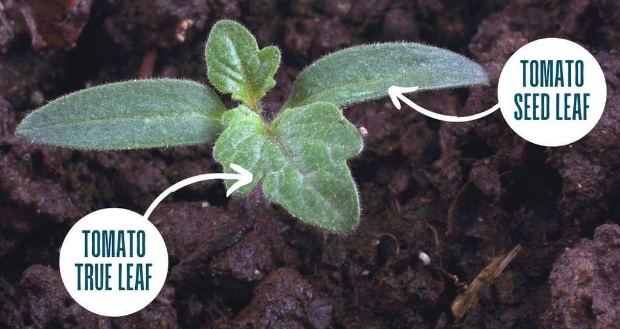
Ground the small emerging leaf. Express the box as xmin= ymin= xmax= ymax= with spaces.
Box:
xmin=206 ymin=20 xmax=281 ymax=107
xmin=17 ymin=79 xmax=226 ymax=150
xmin=283 ymin=43 xmax=489 ymax=109
xmin=256 ymin=46 xmax=280 ymax=94
xmin=214 ymin=103 xmax=363 ymax=232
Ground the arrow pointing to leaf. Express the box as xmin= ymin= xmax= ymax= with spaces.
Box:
xmin=388 ymin=86 xmax=500 ymax=122
xmin=143 ymin=163 xmax=253 ymax=220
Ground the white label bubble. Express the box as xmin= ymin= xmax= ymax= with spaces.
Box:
xmin=59 ymin=208 xmax=168 ymax=317
xmin=497 ymin=38 xmax=607 ymax=147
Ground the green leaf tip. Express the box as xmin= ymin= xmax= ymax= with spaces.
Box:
xmin=16 ymin=79 xmax=227 ymax=150
xmin=214 ymin=102 xmax=363 ymax=233
xmin=283 ymin=42 xmax=489 ymax=109
xmin=206 ymin=20 xmax=281 ymax=110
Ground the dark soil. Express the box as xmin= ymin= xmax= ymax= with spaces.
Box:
xmin=1 ymin=0 xmax=619 ymax=328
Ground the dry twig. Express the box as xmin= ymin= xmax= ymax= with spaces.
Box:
xmin=451 ymin=244 xmax=523 ymax=319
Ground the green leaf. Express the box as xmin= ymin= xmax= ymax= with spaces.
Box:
xmin=16 ymin=79 xmax=226 ymax=150
xmin=283 ymin=43 xmax=489 ymax=109
xmin=256 ymin=46 xmax=281 ymax=94
xmin=206 ymin=20 xmax=281 ymax=107
xmin=214 ymin=103 xmax=363 ymax=232
xmin=214 ymin=106 xmax=278 ymax=194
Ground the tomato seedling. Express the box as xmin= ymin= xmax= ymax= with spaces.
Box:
xmin=17 ymin=20 xmax=488 ymax=232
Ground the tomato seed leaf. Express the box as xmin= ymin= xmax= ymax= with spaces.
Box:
xmin=16 ymin=79 xmax=226 ymax=150
xmin=283 ymin=43 xmax=488 ymax=109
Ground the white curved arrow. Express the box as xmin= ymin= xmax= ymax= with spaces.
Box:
xmin=388 ymin=86 xmax=500 ymax=122
xmin=143 ymin=163 xmax=253 ymax=220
